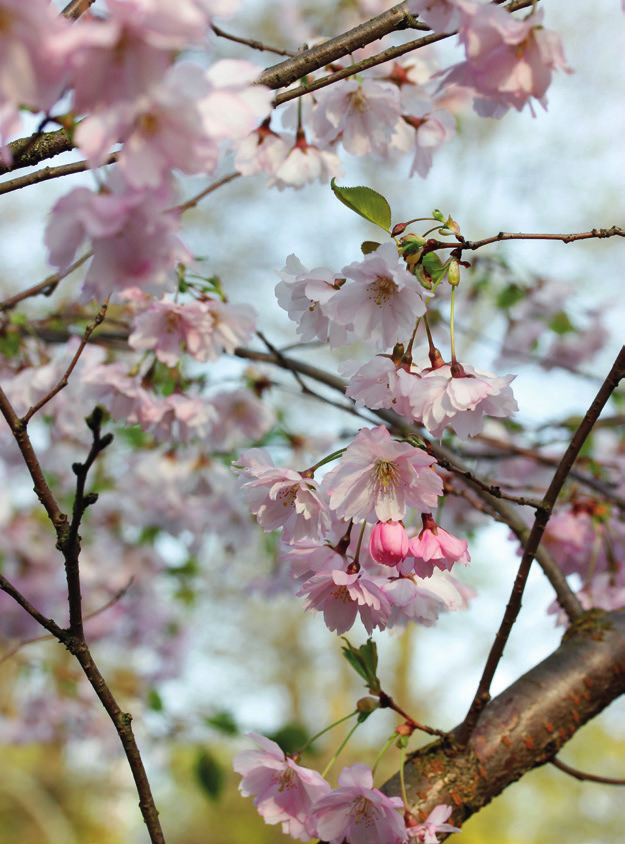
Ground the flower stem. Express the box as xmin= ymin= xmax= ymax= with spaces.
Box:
xmin=321 ymin=720 xmax=361 ymax=778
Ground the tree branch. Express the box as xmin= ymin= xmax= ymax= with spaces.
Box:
xmin=382 ymin=608 xmax=625 ymax=834
xmin=0 ymin=154 xmax=117 ymax=197
xmin=551 ymin=756 xmax=625 ymax=786
xmin=0 ymin=129 xmax=73 ymax=176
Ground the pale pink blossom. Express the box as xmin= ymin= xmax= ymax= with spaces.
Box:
xmin=128 ymin=297 xmax=214 ymax=365
xmin=369 ymin=521 xmax=410 ymax=566
xmin=311 ymin=78 xmax=403 ymax=156
xmin=406 ymin=0 xmax=476 ymax=33
xmin=406 ymin=362 xmax=518 ymax=439
xmin=341 ymin=356 xmax=416 ymax=416
xmin=441 ymin=6 xmax=570 ymax=116
xmin=323 ymin=426 xmax=442 ymax=523
xmin=268 ymin=130 xmax=343 ymax=190
xmin=145 ymin=393 xmax=215 ymax=443
xmin=406 ymin=804 xmax=461 ymax=842
xmin=275 ymin=255 xmax=351 ymax=347
xmin=383 ymin=571 xmax=470 ymax=629
xmin=81 ymin=363 xmax=156 ymax=427
xmin=309 ymin=763 xmax=405 ymax=844
xmin=405 ymin=514 xmax=470 ymax=577
xmin=201 ymin=299 xmax=257 ymax=359
xmin=209 ymin=389 xmax=276 ymax=450
xmin=45 ymin=177 xmax=192 ymax=301
xmin=405 ymin=109 xmax=457 ymax=178
xmin=325 ymin=242 xmax=427 ymax=350
xmin=233 ymin=448 xmax=331 ymax=543
xmin=279 ymin=540 xmax=349 ymax=583
xmin=235 ymin=121 xmax=290 ymax=176
xmin=298 ymin=569 xmax=391 ymax=635
xmin=233 ymin=733 xmax=331 ymax=841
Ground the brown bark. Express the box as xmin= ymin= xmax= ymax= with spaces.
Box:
xmin=382 ymin=609 xmax=625 ymax=833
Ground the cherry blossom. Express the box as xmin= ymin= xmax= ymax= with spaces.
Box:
xmin=405 ymin=804 xmax=461 ymax=842
xmin=311 ymin=78 xmax=403 ymax=157
xmin=309 ymin=763 xmax=405 ymax=844
xmin=233 ymin=448 xmax=332 ymax=543
xmin=406 ymin=0 xmax=475 ymax=34
xmin=325 ymin=242 xmax=427 ymax=350
xmin=322 ymin=426 xmax=442 ymax=523
xmin=341 ymin=356 xmax=416 ymax=416
xmin=275 ymin=254 xmax=351 ymax=347
xmin=233 ymin=733 xmax=331 ymax=841
xmin=441 ymin=5 xmax=570 ymax=116
xmin=209 ymin=389 xmax=276 ymax=450
xmin=405 ymin=362 xmax=518 ymax=439
xmin=128 ymin=297 xmax=215 ymax=365
xmin=403 ymin=514 xmax=470 ymax=578
xmin=369 ymin=520 xmax=410 ymax=566
xmin=297 ymin=569 xmax=391 ymax=635
xmin=268 ymin=128 xmax=343 ymax=190
xmin=235 ymin=119 xmax=291 ymax=177
xmin=45 ymin=177 xmax=192 ymax=301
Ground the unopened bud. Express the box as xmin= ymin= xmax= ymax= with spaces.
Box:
xmin=356 ymin=697 xmax=380 ymax=713
xmin=447 ymin=259 xmax=460 ymax=287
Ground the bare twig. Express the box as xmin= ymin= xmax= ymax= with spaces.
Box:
xmin=0 ymin=253 xmax=91 ymax=312
xmin=0 ymin=578 xmax=134 ymax=667
xmin=21 ymin=298 xmax=109 ymax=423
xmin=211 ymin=23 xmax=298 ymax=56
xmin=452 ymin=226 xmax=625 ymax=252
xmin=551 ymin=756 xmax=625 ymax=786
xmin=0 ymin=154 xmax=118 ymax=197
xmin=176 ymin=171 xmax=241 ymax=213
xmin=0 ymin=574 xmax=66 ymax=640
xmin=61 ymin=0 xmax=96 ymax=19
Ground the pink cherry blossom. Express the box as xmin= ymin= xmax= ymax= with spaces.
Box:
xmin=297 ymin=569 xmax=391 ymax=635
xmin=209 ymin=389 xmax=276 ymax=450
xmin=383 ymin=571 xmax=470 ymax=629
xmin=325 ymin=242 xmax=427 ymax=350
xmin=233 ymin=448 xmax=331 ymax=543
xmin=309 ymin=763 xmax=405 ymax=844
xmin=441 ymin=6 xmax=570 ymax=117
xmin=311 ymin=78 xmax=402 ymax=157
xmin=369 ymin=520 xmax=410 ymax=566
xmin=322 ymin=426 xmax=443 ymax=523
xmin=275 ymin=254 xmax=352 ymax=347
xmin=405 ymin=362 xmax=518 ymax=439
xmin=233 ymin=733 xmax=331 ymax=841
xmin=45 ymin=177 xmax=192 ymax=301
xmin=268 ymin=129 xmax=343 ymax=190
xmin=405 ymin=804 xmax=461 ymax=842
xmin=235 ymin=120 xmax=290 ymax=176
xmin=144 ymin=393 xmax=216 ymax=443
xmin=128 ymin=297 xmax=215 ymax=365
xmin=405 ymin=514 xmax=470 ymax=577
xmin=341 ymin=356 xmax=417 ymax=416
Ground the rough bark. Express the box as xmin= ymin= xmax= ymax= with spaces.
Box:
xmin=382 ymin=609 xmax=625 ymax=833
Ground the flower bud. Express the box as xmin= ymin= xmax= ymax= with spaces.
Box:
xmin=368 ymin=520 xmax=409 ymax=567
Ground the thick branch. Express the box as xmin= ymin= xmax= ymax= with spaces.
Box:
xmin=0 ymin=129 xmax=73 ymax=176
xmin=382 ymin=608 xmax=625 ymax=833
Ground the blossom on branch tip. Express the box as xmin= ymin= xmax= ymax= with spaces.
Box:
xmin=297 ymin=569 xmax=391 ymax=635
xmin=404 ymin=514 xmax=470 ymax=578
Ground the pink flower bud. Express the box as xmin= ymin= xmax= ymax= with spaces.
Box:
xmin=369 ymin=520 xmax=409 ymax=567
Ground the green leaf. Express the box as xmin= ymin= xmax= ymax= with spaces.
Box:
xmin=341 ymin=637 xmax=381 ymax=693
xmin=361 ymin=241 xmax=381 ymax=254
xmin=331 ymin=179 xmax=392 ymax=232
xmin=147 ymin=688 xmax=164 ymax=711
xmin=205 ymin=710 xmax=239 ymax=736
xmin=496 ymin=283 xmax=525 ymax=309
xmin=195 ymin=750 xmax=224 ymax=801
xmin=267 ymin=723 xmax=311 ymax=755
xmin=549 ymin=310 xmax=575 ymax=335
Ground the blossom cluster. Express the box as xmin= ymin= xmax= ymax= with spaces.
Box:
xmin=234 ymin=425 xmax=472 ymax=635
xmin=233 ymin=734 xmax=461 ymax=843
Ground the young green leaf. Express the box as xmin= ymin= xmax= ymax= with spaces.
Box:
xmin=331 ymin=179 xmax=392 ymax=233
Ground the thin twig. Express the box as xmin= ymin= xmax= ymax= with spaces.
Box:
xmin=0 ymin=574 xmax=66 ymax=640
xmin=0 ymin=154 xmax=118 ymax=197
xmin=61 ymin=0 xmax=96 ymax=19
xmin=0 ymin=578 xmax=134 ymax=667
xmin=21 ymin=297 xmax=109 ymax=424
xmin=433 ymin=454 xmax=544 ymax=509
xmin=175 ymin=171 xmax=241 ymax=213
xmin=211 ymin=23 xmax=298 ymax=56
xmin=551 ymin=756 xmax=625 ymax=786
xmin=0 ymin=253 xmax=91 ymax=312
xmin=452 ymin=226 xmax=625 ymax=252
